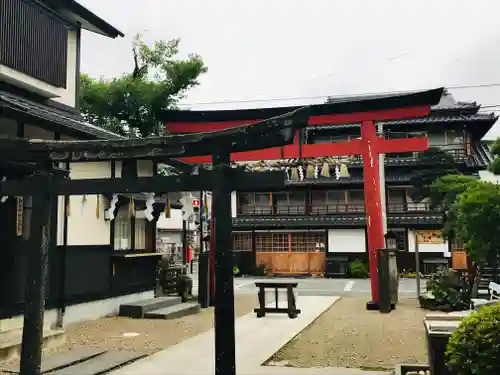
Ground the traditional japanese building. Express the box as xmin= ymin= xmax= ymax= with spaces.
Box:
xmin=163 ymin=90 xmax=498 ymax=277
xmin=0 ymin=0 xmax=162 ymax=331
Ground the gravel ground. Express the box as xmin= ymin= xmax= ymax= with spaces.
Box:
xmin=0 ymin=294 xmax=257 ymax=371
xmin=269 ymin=297 xmax=428 ymax=371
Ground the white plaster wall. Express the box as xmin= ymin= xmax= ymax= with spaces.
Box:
xmin=157 ymin=209 xmax=183 ymax=231
xmin=408 ymin=229 xmax=450 ymax=257
xmin=0 ymin=30 xmax=77 ymax=107
xmin=231 ymin=191 xmax=237 ymax=218
xmin=328 ymin=229 xmax=366 ymax=253
xmin=66 ymin=162 xmax=112 ymax=246
xmin=1 ymin=290 xmax=154 ymax=331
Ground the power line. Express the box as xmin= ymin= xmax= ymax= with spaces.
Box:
xmin=178 ymin=83 xmax=500 ymax=107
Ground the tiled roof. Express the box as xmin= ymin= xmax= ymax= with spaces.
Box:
xmin=309 ymin=114 xmax=497 ymax=131
xmin=383 ymin=114 xmax=497 ymax=126
xmin=0 ymin=91 xmax=125 ymax=140
xmin=232 ymin=214 xmax=443 ymax=229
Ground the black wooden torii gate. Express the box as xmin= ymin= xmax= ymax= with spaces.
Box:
xmin=0 ymin=108 xmax=309 ymax=375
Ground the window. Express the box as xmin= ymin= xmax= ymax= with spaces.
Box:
xmin=446 ymin=131 xmax=464 ymax=145
xmin=114 ymin=208 xmax=131 ymax=250
xmin=255 ymin=233 xmax=288 ymax=252
xmin=237 ymin=193 xmax=271 ymax=215
xmin=233 ymin=233 xmax=252 ymax=252
xmin=290 ymin=232 xmax=326 ymax=253
xmin=346 ymin=190 xmax=364 ymax=212
xmin=135 ymin=218 xmax=147 ymax=250
xmin=327 ymin=190 xmax=345 ymax=203
xmin=274 ymin=193 xmax=305 ymax=215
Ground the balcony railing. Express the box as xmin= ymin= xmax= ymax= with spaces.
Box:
xmin=0 ymin=0 xmax=68 ymax=87
xmin=237 ymin=202 xmax=441 ymax=216
xmin=387 ymin=202 xmax=438 ymax=212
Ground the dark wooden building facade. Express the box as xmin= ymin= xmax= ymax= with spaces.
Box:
xmin=0 ymin=0 xmax=164 ymax=328
xmin=228 ymin=92 xmax=497 ymax=276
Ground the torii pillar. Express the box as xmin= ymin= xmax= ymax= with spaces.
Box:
xmin=169 ymin=97 xmax=439 ymax=309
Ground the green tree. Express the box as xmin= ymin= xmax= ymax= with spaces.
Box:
xmin=424 ymin=174 xmax=479 ymax=239
xmin=453 ymin=181 xmax=500 ymax=295
xmin=80 ymin=34 xmax=207 ymax=137
xmin=488 ymin=137 xmax=500 ymax=174
xmin=407 ymin=147 xmax=459 ymax=204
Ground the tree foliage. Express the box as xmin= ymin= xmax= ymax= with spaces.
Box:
xmin=488 ymin=137 xmax=500 ymax=174
xmin=407 ymin=147 xmax=459 ymax=203
xmin=80 ymin=34 xmax=207 ymax=137
xmin=454 ymin=181 xmax=500 ymax=264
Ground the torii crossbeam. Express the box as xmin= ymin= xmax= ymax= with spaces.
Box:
xmin=162 ymin=88 xmax=444 ymax=309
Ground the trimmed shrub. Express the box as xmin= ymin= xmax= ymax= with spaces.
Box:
xmin=446 ymin=303 xmax=500 ymax=375
xmin=347 ymin=260 xmax=369 ymax=278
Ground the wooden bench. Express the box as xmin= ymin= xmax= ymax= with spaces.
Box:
xmin=254 ymin=281 xmax=301 ymax=319
xmin=472 ymin=281 xmax=500 ymax=308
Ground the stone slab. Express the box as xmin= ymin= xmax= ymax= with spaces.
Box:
xmin=109 ymin=296 xmax=339 ymax=375
xmin=119 ymin=296 xmax=182 ymax=318
xmin=49 ymin=350 xmax=146 ymax=375
xmin=143 ymin=302 xmax=200 ymax=319
xmin=1 ymin=346 xmax=105 ymax=374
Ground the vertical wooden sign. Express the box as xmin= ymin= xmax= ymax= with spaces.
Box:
xmin=16 ymin=196 xmax=24 ymax=236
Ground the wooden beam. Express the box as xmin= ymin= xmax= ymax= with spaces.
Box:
xmin=0 ymin=108 xmax=308 ymax=163
xmin=0 ymin=170 xmax=286 ymax=196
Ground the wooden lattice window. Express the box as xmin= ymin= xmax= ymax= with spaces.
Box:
xmin=233 ymin=233 xmax=252 ymax=252
xmin=255 ymin=233 xmax=288 ymax=252
xmin=290 ymin=232 xmax=326 ymax=253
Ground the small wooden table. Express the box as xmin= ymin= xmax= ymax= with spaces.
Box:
xmin=254 ymin=281 xmax=301 ymax=319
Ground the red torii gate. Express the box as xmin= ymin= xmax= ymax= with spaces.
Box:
xmin=165 ymin=88 xmax=443 ymax=308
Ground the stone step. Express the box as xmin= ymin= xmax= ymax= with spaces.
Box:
xmin=119 ymin=296 xmax=182 ymax=318
xmin=143 ymin=302 xmax=201 ymax=320
xmin=0 ymin=328 xmax=66 ymax=362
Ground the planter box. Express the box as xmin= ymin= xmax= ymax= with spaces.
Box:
xmin=424 ymin=319 xmax=461 ymax=375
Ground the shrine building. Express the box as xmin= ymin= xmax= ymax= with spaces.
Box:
xmin=0 ymin=0 xmax=165 ymax=330
xmin=163 ymin=90 xmax=498 ymax=277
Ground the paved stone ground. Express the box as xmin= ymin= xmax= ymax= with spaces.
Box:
xmin=191 ymin=274 xmax=426 ymax=298
xmin=109 ymin=296 xmax=341 ymax=375
xmin=0 ymin=295 xmax=258 ymax=372
xmin=269 ymin=297 xmax=428 ymax=370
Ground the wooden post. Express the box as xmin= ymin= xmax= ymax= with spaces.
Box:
xmin=212 ymin=147 xmax=236 ymax=375
xmin=19 ymin=167 xmax=53 ymax=375
xmin=415 ymin=232 xmax=421 ymax=299
xmin=182 ymin=219 xmax=187 ymax=273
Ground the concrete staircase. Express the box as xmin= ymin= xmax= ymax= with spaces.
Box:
xmin=0 ymin=327 xmax=65 ymax=362
xmin=119 ymin=296 xmax=200 ymax=320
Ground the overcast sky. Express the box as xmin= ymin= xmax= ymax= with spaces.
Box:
xmin=79 ymin=0 xmax=500 ymax=138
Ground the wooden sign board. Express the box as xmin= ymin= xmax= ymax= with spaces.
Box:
xmin=416 ymin=230 xmax=444 ymax=245
xmin=451 ymin=250 xmax=469 ymax=271
xmin=16 ymin=196 xmax=23 ymax=236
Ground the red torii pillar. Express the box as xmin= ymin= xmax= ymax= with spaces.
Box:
xmin=172 ymin=107 xmax=430 ymax=307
